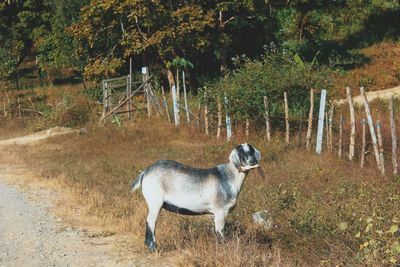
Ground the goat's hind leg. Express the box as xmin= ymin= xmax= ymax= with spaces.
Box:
xmin=144 ymin=199 xmax=163 ymax=252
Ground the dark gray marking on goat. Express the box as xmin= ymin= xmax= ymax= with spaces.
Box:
xmin=162 ymin=202 xmax=210 ymax=215
xmin=145 ymin=223 xmax=156 ymax=251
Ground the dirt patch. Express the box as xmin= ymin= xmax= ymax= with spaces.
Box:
xmin=0 ymin=126 xmax=78 ymax=146
xmin=334 ymin=85 xmax=400 ymax=106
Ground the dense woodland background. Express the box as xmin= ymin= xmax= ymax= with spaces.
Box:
xmin=1 ymin=0 xmax=399 ymax=91
xmin=1 ymin=1 xmax=400 ymax=265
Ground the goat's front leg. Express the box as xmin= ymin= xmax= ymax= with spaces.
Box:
xmin=214 ymin=210 xmax=228 ymax=239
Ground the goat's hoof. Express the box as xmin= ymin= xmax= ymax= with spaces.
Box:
xmin=147 ymin=241 xmax=157 ymax=252
xmin=216 ymin=234 xmax=225 ymax=243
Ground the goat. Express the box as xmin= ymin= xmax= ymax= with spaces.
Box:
xmin=130 ymin=143 xmax=261 ymax=251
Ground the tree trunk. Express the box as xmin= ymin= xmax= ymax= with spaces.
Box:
xmin=219 ymin=11 xmax=228 ymax=77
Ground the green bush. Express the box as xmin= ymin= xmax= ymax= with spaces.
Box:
xmin=201 ymin=44 xmax=335 ymax=128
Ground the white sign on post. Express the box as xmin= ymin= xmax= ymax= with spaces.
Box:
xmin=141 ymin=67 xmax=147 ymax=75
xmin=315 ymin=89 xmax=327 ymax=154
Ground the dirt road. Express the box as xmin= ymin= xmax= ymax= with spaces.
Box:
xmin=0 ymin=176 xmax=128 ymax=267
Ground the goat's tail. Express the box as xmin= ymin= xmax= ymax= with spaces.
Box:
xmin=130 ymin=171 xmax=144 ymax=193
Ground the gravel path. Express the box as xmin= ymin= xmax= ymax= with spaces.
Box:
xmin=0 ymin=179 xmax=126 ymax=267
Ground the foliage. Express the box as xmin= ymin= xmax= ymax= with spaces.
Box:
xmin=0 ymin=48 xmax=18 ymax=87
xmin=0 ymin=0 xmax=399 ymax=98
xmin=203 ymin=44 xmax=334 ymax=122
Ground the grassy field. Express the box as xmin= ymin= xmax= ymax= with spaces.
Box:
xmin=1 ymin=40 xmax=399 ymax=266
xmin=2 ymin=118 xmax=398 ymax=266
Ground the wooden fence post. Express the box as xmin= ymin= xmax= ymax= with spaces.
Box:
xmin=126 ymin=75 xmax=132 ymax=120
xmin=360 ymin=87 xmax=381 ymax=171
xmin=182 ymin=70 xmax=190 ymax=123
xmin=17 ymin=96 xmax=22 ymax=118
xmin=389 ymin=96 xmax=398 ymax=175
xmin=245 ymin=117 xmax=250 ymax=138
xmin=2 ymin=93 xmax=6 ymax=118
xmin=360 ymin=119 xmax=366 ymax=168
xmin=328 ymin=105 xmax=334 ymax=150
xmin=263 ymin=96 xmax=271 ymax=143
xmin=171 ymin=85 xmax=180 ymax=126
xmin=142 ymin=67 xmax=151 ymax=118
xmin=284 ymin=92 xmax=290 ymax=144
xmin=347 ymin=87 xmax=356 ymax=161
xmin=176 ymin=68 xmax=180 ymax=101
xmin=297 ymin=109 xmax=304 ymax=148
xmin=224 ymin=94 xmax=232 ymax=141
xmin=128 ymin=58 xmax=132 ymax=120
xmin=196 ymin=102 xmax=202 ymax=129
xmin=217 ymin=95 xmax=222 ymax=139
xmin=338 ymin=114 xmax=343 ymax=158
xmin=161 ymin=86 xmax=171 ymax=123
xmin=204 ymin=92 xmax=209 ymax=135
xmin=376 ymin=120 xmax=385 ymax=175
xmin=102 ymin=80 xmax=107 ymax=115
xmin=325 ymin=111 xmax=329 ymax=149
xmin=305 ymin=89 xmax=314 ymax=149
xmin=316 ymin=89 xmax=327 ymax=154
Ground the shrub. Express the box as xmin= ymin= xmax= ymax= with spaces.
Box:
xmin=201 ymin=44 xmax=335 ymax=129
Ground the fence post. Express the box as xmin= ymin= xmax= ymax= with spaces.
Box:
xmin=245 ymin=117 xmax=250 ymax=138
xmin=284 ymin=92 xmax=290 ymax=144
xmin=224 ymin=94 xmax=232 ymax=141
xmin=263 ymin=96 xmax=271 ymax=144
xmin=316 ymin=90 xmax=327 ymax=154
xmin=182 ymin=70 xmax=190 ymax=123
xmin=17 ymin=97 xmax=22 ymax=118
xmin=102 ymin=80 xmax=106 ymax=115
xmin=217 ymin=95 xmax=222 ymax=139
xmin=142 ymin=67 xmax=151 ymax=118
xmin=204 ymin=92 xmax=209 ymax=135
xmin=389 ymin=96 xmax=398 ymax=175
xmin=376 ymin=120 xmax=385 ymax=175
xmin=161 ymin=86 xmax=171 ymax=123
xmin=176 ymin=68 xmax=180 ymax=101
xmin=338 ymin=114 xmax=343 ymax=158
xmin=306 ymin=89 xmax=314 ymax=149
xmin=196 ymin=102 xmax=202 ymax=129
xmin=360 ymin=87 xmax=381 ymax=171
xmin=347 ymin=87 xmax=356 ymax=161
xmin=297 ymin=109 xmax=304 ymax=148
xmin=128 ymin=58 xmax=132 ymax=120
xmin=2 ymin=93 xmax=6 ymax=118
xmin=361 ymin=119 xmax=366 ymax=168
xmin=126 ymin=75 xmax=131 ymax=120
xmin=325 ymin=111 xmax=329 ymax=149
xmin=328 ymin=105 xmax=334 ymax=150
xmin=171 ymin=85 xmax=180 ymax=126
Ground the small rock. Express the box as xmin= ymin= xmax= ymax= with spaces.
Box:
xmin=79 ymin=128 xmax=88 ymax=135
xmin=252 ymin=210 xmax=275 ymax=230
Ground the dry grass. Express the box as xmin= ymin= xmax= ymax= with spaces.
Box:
xmin=335 ymin=41 xmax=400 ymax=97
xmin=3 ymin=117 xmax=398 ymax=266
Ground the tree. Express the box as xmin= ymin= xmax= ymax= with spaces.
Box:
xmin=0 ymin=48 xmax=18 ymax=88
xmin=35 ymin=0 xmax=88 ymax=86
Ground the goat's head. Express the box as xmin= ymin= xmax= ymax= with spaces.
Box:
xmin=229 ymin=143 xmax=261 ymax=171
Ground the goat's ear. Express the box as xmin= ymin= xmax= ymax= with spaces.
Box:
xmin=254 ymin=148 xmax=261 ymax=163
xmin=229 ymin=149 xmax=241 ymax=168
